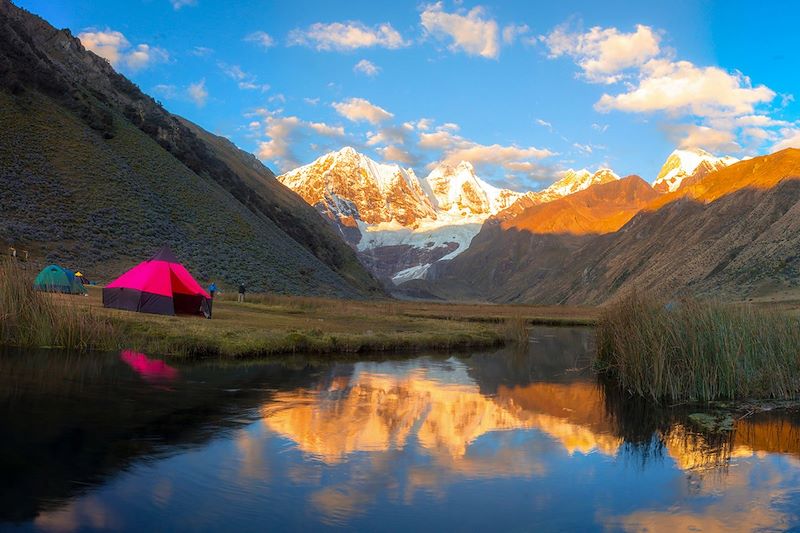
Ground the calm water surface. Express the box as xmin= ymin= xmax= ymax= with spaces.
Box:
xmin=2 ymin=327 xmax=800 ymax=531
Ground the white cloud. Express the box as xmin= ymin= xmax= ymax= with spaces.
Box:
xmin=378 ymin=145 xmax=418 ymax=165
xmin=288 ymin=21 xmax=408 ymax=51
xmin=304 ymin=97 xmax=320 ymax=106
xmin=78 ymin=29 xmax=168 ymax=71
xmin=421 ymin=3 xmax=500 ymax=59
xmin=772 ymin=128 xmax=800 ymax=152
xmin=573 ymin=142 xmax=593 ymax=154
xmin=742 ymin=127 xmax=772 ymax=141
xmin=354 ymin=59 xmax=380 ymax=77
xmin=257 ymin=115 xmax=346 ymax=170
xmin=366 ymin=123 xmax=414 ymax=146
xmin=308 ymin=122 xmax=346 ymax=137
xmin=415 ymin=118 xmax=433 ymax=131
xmin=245 ymin=31 xmax=275 ymax=49
xmin=333 ymin=97 xmax=394 ymax=124
xmin=665 ymin=124 xmax=740 ymax=153
xmin=190 ymin=46 xmax=213 ymax=57
xmin=219 ymin=63 xmax=247 ymax=81
xmin=237 ymin=81 xmax=270 ymax=91
xmin=125 ymin=44 xmax=168 ymax=70
xmin=170 ymin=0 xmax=197 ymax=9
xmin=591 ymin=123 xmax=609 ymax=133
xmin=187 ymin=79 xmax=208 ymax=107
xmin=418 ymin=129 xmax=457 ymax=150
xmin=152 ymin=84 xmax=177 ymax=99
xmin=258 ymin=116 xmax=299 ymax=166
xmin=596 ymin=59 xmax=775 ymax=117
xmin=502 ymin=24 xmax=529 ymax=45
xmin=418 ymin=127 xmax=554 ymax=175
xmin=543 ymin=24 xmax=661 ymax=84
xmin=535 ymin=118 xmax=552 ymax=129
xmin=732 ymin=114 xmax=790 ymax=127
xmin=218 ymin=62 xmax=270 ymax=91
xmin=444 ymin=143 xmax=554 ymax=165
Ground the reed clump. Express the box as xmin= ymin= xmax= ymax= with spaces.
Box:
xmin=596 ymin=290 xmax=800 ymax=403
xmin=0 ymin=261 xmax=115 ymax=351
xmin=502 ymin=314 xmax=529 ymax=348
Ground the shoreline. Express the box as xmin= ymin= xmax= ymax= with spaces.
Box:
xmin=2 ymin=286 xmax=597 ymax=359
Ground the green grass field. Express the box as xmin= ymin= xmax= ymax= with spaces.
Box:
xmin=97 ymin=288 xmax=597 ymax=357
xmin=0 ymin=260 xmax=596 ymax=358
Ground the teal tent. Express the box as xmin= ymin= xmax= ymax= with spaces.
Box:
xmin=33 ymin=265 xmax=87 ymax=295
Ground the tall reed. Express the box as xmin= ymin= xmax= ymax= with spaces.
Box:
xmin=0 ymin=260 xmax=115 ymax=351
xmin=596 ymin=290 xmax=800 ymax=403
xmin=503 ymin=314 xmax=529 ymax=348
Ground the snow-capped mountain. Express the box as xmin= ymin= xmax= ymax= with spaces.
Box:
xmin=278 ymin=148 xmax=529 ymax=284
xmin=278 ymin=148 xmax=632 ymax=284
xmin=653 ymin=148 xmax=738 ymax=193
xmin=534 ymin=167 xmax=620 ymax=203
xmin=278 ymin=146 xmax=435 ymax=228
xmin=424 ymin=161 xmax=524 ymax=216
xmin=496 ymin=167 xmax=620 ymax=221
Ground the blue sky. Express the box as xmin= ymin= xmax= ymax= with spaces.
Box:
xmin=17 ymin=0 xmax=800 ymax=191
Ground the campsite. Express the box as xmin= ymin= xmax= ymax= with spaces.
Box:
xmin=3 ymin=0 xmax=800 ymax=530
xmin=3 ymin=251 xmax=592 ymax=357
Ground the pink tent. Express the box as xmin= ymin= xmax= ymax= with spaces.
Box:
xmin=103 ymin=246 xmax=212 ymax=318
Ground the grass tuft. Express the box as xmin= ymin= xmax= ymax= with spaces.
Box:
xmin=502 ymin=314 xmax=529 ymax=348
xmin=0 ymin=260 xmax=115 ymax=351
xmin=596 ymin=290 xmax=800 ymax=403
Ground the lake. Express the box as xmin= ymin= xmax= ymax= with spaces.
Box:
xmin=1 ymin=326 xmax=799 ymax=531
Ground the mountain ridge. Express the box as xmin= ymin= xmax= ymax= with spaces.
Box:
xmin=278 ymin=147 xmax=629 ymax=283
xmin=407 ymin=149 xmax=800 ymax=304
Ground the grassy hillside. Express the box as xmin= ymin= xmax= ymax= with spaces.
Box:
xmin=0 ymin=0 xmax=381 ymax=297
xmin=0 ymin=90 xmax=363 ymax=296
xmin=182 ymin=120 xmax=379 ymax=293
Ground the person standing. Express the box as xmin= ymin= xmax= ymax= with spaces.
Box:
xmin=237 ymin=282 xmax=245 ymax=303
xmin=208 ymin=282 xmax=217 ymax=299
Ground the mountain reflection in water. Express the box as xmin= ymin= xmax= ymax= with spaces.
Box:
xmin=1 ymin=326 xmax=799 ymax=531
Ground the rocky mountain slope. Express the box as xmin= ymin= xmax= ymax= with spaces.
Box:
xmin=499 ymin=175 xmax=658 ymax=235
xmin=279 ymin=148 xmax=622 ymax=283
xmin=409 ymin=149 xmax=800 ymax=304
xmin=0 ymin=0 xmax=381 ymax=297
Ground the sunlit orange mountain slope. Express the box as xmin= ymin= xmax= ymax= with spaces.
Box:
xmin=406 ymin=149 xmax=800 ymax=303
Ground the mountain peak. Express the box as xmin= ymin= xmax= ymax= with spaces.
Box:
xmin=336 ymin=146 xmax=359 ymax=157
xmin=540 ymin=167 xmax=620 ymax=200
xmin=424 ymin=160 xmax=522 ymax=216
xmin=653 ymin=148 xmax=738 ymax=193
xmin=278 ymin=148 xmax=435 ymax=227
xmin=456 ymin=160 xmax=475 ymax=172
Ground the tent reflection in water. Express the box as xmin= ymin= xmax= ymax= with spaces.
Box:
xmin=103 ymin=246 xmax=212 ymax=318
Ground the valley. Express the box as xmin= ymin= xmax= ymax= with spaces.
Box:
xmin=3 ymin=0 xmax=800 ymax=530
